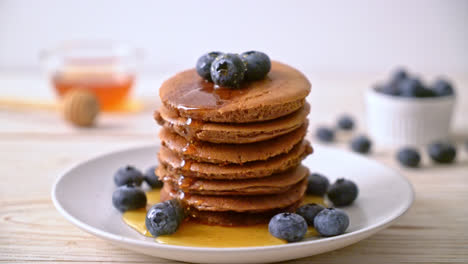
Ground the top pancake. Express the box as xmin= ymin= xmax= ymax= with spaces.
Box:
xmin=159 ymin=61 xmax=311 ymax=123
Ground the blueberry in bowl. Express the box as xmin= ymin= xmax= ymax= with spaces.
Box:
xmin=431 ymin=78 xmax=455 ymax=97
xmin=196 ymin=51 xmax=223 ymax=81
xmin=114 ymin=165 xmax=144 ymax=187
xmin=375 ymin=82 xmax=400 ymax=96
xmin=210 ymin=53 xmax=246 ymax=88
xmin=240 ymin=51 xmax=271 ymax=81
xmin=391 ymin=68 xmax=408 ymax=82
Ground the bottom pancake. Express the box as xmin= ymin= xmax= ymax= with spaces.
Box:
xmin=161 ymin=187 xmax=303 ymax=226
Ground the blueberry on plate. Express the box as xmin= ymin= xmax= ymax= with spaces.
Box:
xmin=306 ymin=172 xmax=329 ymax=196
xmin=240 ymin=51 xmax=271 ymax=81
xmin=112 ymin=185 xmax=147 ymax=212
xmin=196 ymin=51 xmax=223 ymax=81
xmin=327 ymin=178 xmax=359 ymax=206
xmin=428 ymin=142 xmax=457 ymax=164
xmin=144 ymin=165 xmax=163 ymax=188
xmin=350 ymin=135 xmax=372 ymax=154
xmin=210 ymin=53 xmax=246 ymax=88
xmin=268 ymin=213 xmax=307 ymax=242
xmin=396 ymin=147 xmax=421 ymax=168
xmin=431 ymin=78 xmax=455 ymax=96
xmin=399 ymin=78 xmax=427 ymax=98
xmin=296 ymin=203 xmax=325 ymax=226
xmin=146 ymin=199 xmax=185 ymax=237
xmin=314 ymin=208 xmax=349 ymax=237
xmin=316 ymin=127 xmax=335 ymax=142
xmin=337 ymin=115 xmax=355 ymax=130
xmin=114 ymin=165 xmax=144 ymax=186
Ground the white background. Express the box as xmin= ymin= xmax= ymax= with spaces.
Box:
xmin=1 ymin=0 xmax=467 ymax=75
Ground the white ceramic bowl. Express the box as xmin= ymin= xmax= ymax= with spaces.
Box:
xmin=365 ymin=88 xmax=455 ymax=148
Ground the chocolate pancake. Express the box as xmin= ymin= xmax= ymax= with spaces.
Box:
xmin=161 ymin=178 xmax=307 ymax=213
xmin=155 ymin=104 xmax=309 ymax=144
xmin=157 ymin=165 xmax=308 ymax=195
xmin=159 ymin=61 xmax=311 ymax=123
xmin=158 ymin=140 xmax=312 ymax=179
xmin=159 ymin=124 xmax=307 ymax=164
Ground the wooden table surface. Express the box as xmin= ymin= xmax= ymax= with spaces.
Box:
xmin=1 ymin=72 xmax=467 ymax=263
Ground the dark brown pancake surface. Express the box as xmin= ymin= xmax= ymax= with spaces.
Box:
xmin=159 ymin=61 xmax=311 ymax=123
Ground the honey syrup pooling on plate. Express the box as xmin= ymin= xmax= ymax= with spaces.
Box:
xmin=122 ymin=189 xmax=324 ymax=247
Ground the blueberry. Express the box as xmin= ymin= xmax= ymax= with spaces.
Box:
xmin=306 ymin=173 xmax=329 ymax=196
xmin=196 ymin=51 xmax=222 ymax=81
xmin=145 ymin=199 xmax=185 ymax=237
xmin=313 ymin=208 xmax=349 ymax=237
xmin=431 ymin=78 xmax=455 ymax=96
xmin=428 ymin=142 xmax=457 ymax=164
xmin=296 ymin=203 xmax=325 ymax=226
xmin=268 ymin=213 xmax=307 ymax=242
xmin=391 ymin=68 xmax=408 ymax=82
xmin=420 ymin=87 xmax=437 ymax=98
xmin=337 ymin=115 xmax=355 ymax=130
xmin=399 ymin=78 xmax=427 ymax=98
xmin=114 ymin=166 xmax=144 ymax=186
xmin=112 ymin=185 xmax=147 ymax=212
xmin=327 ymin=178 xmax=359 ymax=206
xmin=144 ymin=165 xmax=163 ymax=188
xmin=316 ymin=127 xmax=335 ymax=142
xmin=375 ymin=83 xmax=400 ymax=96
xmin=397 ymin=147 xmax=421 ymax=168
xmin=350 ymin=135 xmax=372 ymax=154
xmin=210 ymin=53 xmax=246 ymax=88
xmin=240 ymin=51 xmax=271 ymax=81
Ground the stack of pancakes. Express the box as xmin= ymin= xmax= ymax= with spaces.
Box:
xmin=155 ymin=61 xmax=312 ymax=226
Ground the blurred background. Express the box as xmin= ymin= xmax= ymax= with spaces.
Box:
xmin=1 ymin=0 xmax=468 ymax=73
xmin=0 ymin=0 xmax=467 ymax=135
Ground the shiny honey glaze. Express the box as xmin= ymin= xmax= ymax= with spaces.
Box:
xmin=123 ymin=189 xmax=324 ymax=247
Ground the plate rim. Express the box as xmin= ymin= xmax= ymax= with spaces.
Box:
xmin=51 ymin=143 xmax=414 ymax=252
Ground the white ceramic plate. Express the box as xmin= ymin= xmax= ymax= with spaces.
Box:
xmin=52 ymin=144 xmax=414 ymax=263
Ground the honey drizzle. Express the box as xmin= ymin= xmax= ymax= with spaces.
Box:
xmin=122 ymin=189 xmax=325 ymax=248
xmin=173 ymin=79 xmax=250 ymax=111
